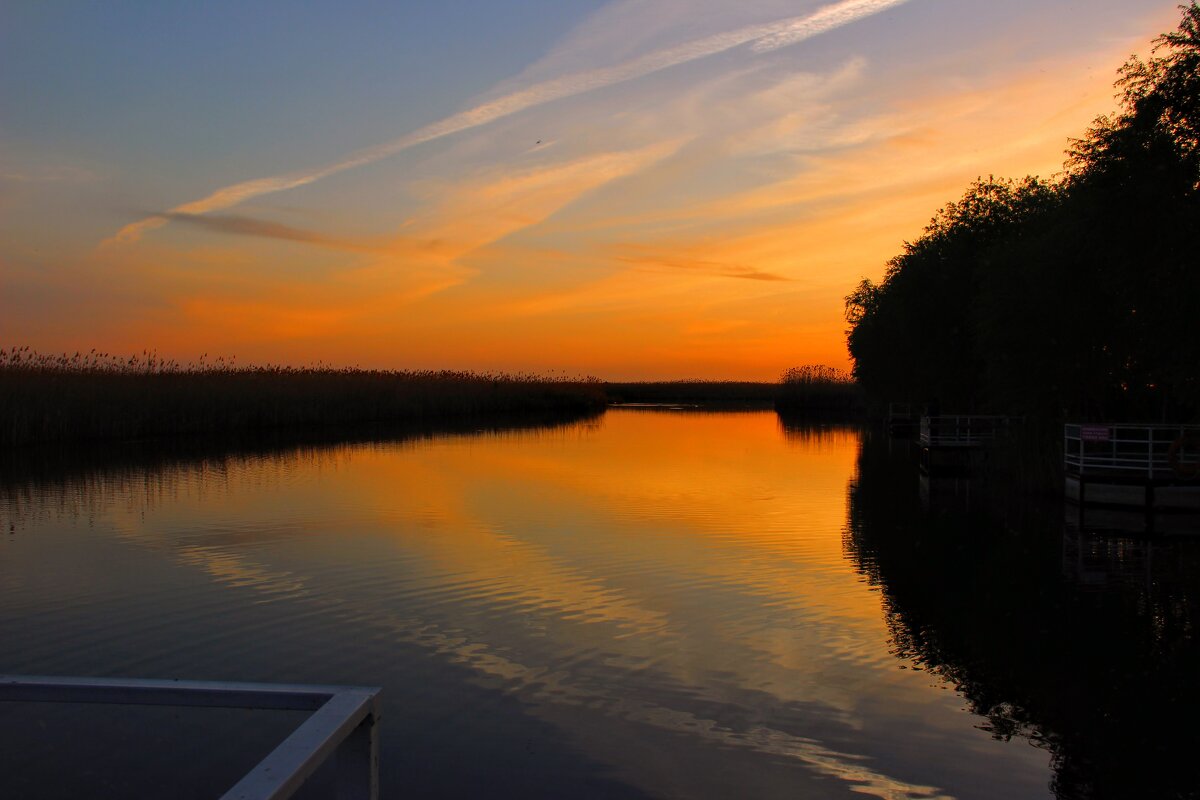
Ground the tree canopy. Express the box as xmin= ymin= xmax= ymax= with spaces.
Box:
xmin=846 ymin=3 xmax=1200 ymax=424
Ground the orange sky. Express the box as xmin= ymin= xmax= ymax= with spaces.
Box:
xmin=0 ymin=1 xmax=1181 ymax=378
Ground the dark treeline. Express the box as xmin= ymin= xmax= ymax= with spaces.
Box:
xmin=846 ymin=4 xmax=1200 ymax=430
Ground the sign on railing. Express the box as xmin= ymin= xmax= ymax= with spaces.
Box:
xmin=1064 ymin=423 xmax=1200 ymax=480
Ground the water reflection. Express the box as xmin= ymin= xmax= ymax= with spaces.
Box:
xmin=847 ymin=427 xmax=1200 ymax=800
xmin=0 ymin=414 xmax=604 ymax=533
xmin=0 ymin=411 xmax=1104 ymax=798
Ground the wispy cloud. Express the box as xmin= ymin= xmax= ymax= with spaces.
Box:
xmin=160 ymin=212 xmax=379 ymax=252
xmin=618 ymin=251 xmax=791 ymax=281
xmin=105 ymin=0 xmax=910 ymax=246
xmin=1 ymin=165 xmax=99 ymax=183
xmin=751 ymin=0 xmax=900 ymax=53
xmin=413 ymin=141 xmax=685 ymax=256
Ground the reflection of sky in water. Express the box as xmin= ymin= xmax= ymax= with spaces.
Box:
xmin=0 ymin=411 xmax=1053 ymax=799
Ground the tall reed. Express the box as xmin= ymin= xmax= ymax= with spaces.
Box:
xmin=775 ymin=365 xmax=864 ymax=419
xmin=0 ymin=347 xmax=606 ymax=446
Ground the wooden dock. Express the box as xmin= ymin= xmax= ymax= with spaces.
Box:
xmin=918 ymin=415 xmax=1015 ymax=474
xmin=1064 ymin=423 xmax=1200 ymax=512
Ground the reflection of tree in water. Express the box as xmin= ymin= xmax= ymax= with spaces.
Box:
xmin=844 ymin=429 xmax=1200 ymax=799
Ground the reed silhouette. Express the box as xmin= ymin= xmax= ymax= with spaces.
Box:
xmin=774 ymin=364 xmax=863 ymax=418
xmin=0 ymin=347 xmax=606 ymax=446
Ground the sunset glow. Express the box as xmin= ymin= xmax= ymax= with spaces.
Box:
xmin=0 ymin=0 xmax=1178 ymax=378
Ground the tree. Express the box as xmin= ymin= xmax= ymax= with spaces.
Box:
xmin=845 ymin=177 xmax=1054 ymax=410
xmin=846 ymin=4 xmax=1200 ymax=423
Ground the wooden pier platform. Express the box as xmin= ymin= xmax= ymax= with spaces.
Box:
xmin=918 ymin=415 xmax=1015 ymax=474
xmin=1064 ymin=423 xmax=1200 ymax=512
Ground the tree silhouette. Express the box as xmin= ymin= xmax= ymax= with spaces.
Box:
xmin=846 ymin=3 xmax=1200 ymax=425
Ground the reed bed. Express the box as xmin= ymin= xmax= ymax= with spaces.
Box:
xmin=0 ymin=347 xmax=607 ymax=447
xmin=774 ymin=365 xmax=864 ymax=419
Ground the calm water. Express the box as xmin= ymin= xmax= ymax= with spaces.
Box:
xmin=1 ymin=409 xmax=1197 ymax=799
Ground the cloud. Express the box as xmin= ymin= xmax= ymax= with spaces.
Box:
xmin=751 ymin=0 xmax=899 ymax=53
xmin=414 ymin=141 xmax=685 ymax=256
xmin=617 ymin=251 xmax=791 ymax=281
xmin=160 ymin=212 xmax=380 ymax=252
xmin=0 ymin=165 xmax=99 ymax=183
xmin=105 ymin=0 xmax=911 ymax=246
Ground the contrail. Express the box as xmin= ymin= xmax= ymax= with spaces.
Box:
xmin=108 ymin=0 xmax=910 ymax=245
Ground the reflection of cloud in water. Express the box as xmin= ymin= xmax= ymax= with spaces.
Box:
xmin=6 ymin=412 xmax=1005 ymax=798
xmin=164 ymin=535 xmax=950 ymax=800
xmin=175 ymin=545 xmax=310 ymax=600
xmin=63 ymin=415 xmax=952 ymax=799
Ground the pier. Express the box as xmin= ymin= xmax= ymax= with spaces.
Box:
xmin=918 ymin=415 xmax=1016 ymax=474
xmin=1064 ymin=423 xmax=1200 ymax=512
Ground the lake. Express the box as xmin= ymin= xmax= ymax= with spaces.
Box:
xmin=2 ymin=409 xmax=1196 ymax=799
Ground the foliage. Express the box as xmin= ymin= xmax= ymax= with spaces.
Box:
xmin=845 ymin=3 xmax=1200 ymax=424
xmin=847 ymin=177 xmax=1057 ymax=411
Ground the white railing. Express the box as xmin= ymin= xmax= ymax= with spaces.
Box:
xmin=1064 ymin=423 xmax=1200 ymax=480
xmin=919 ymin=415 xmax=1015 ymax=447
xmin=0 ymin=675 xmax=381 ymax=800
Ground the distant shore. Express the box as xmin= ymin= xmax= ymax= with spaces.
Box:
xmin=0 ymin=359 xmax=605 ymax=447
xmin=605 ymin=380 xmax=777 ymax=407
xmin=0 ymin=350 xmax=863 ymax=446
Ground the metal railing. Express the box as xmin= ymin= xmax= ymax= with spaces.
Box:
xmin=0 ymin=675 xmax=381 ymax=800
xmin=1064 ymin=423 xmax=1200 ymax=480
xmin=919 ymin=415 xmax=1015 ymax=447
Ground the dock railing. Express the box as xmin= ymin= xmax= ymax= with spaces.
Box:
xmin=919 ymin=415 xmax=1016 ymax=447
xmin=0 ymin=675 xmax=382 ymax=800
xmin=1064 ymin=423 xmax=1200 ymax=481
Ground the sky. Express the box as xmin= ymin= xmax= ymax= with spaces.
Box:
xmin=0 ymin=0 xmax=1183 ymax=379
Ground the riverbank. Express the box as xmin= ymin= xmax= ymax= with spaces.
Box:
xmin=1 ymin=355 xmax=607 ymax=447
xmin=606 ymin=371 xmax=865 ymax=418
xmin=1 ymin=351 xmax=869 ymax=446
